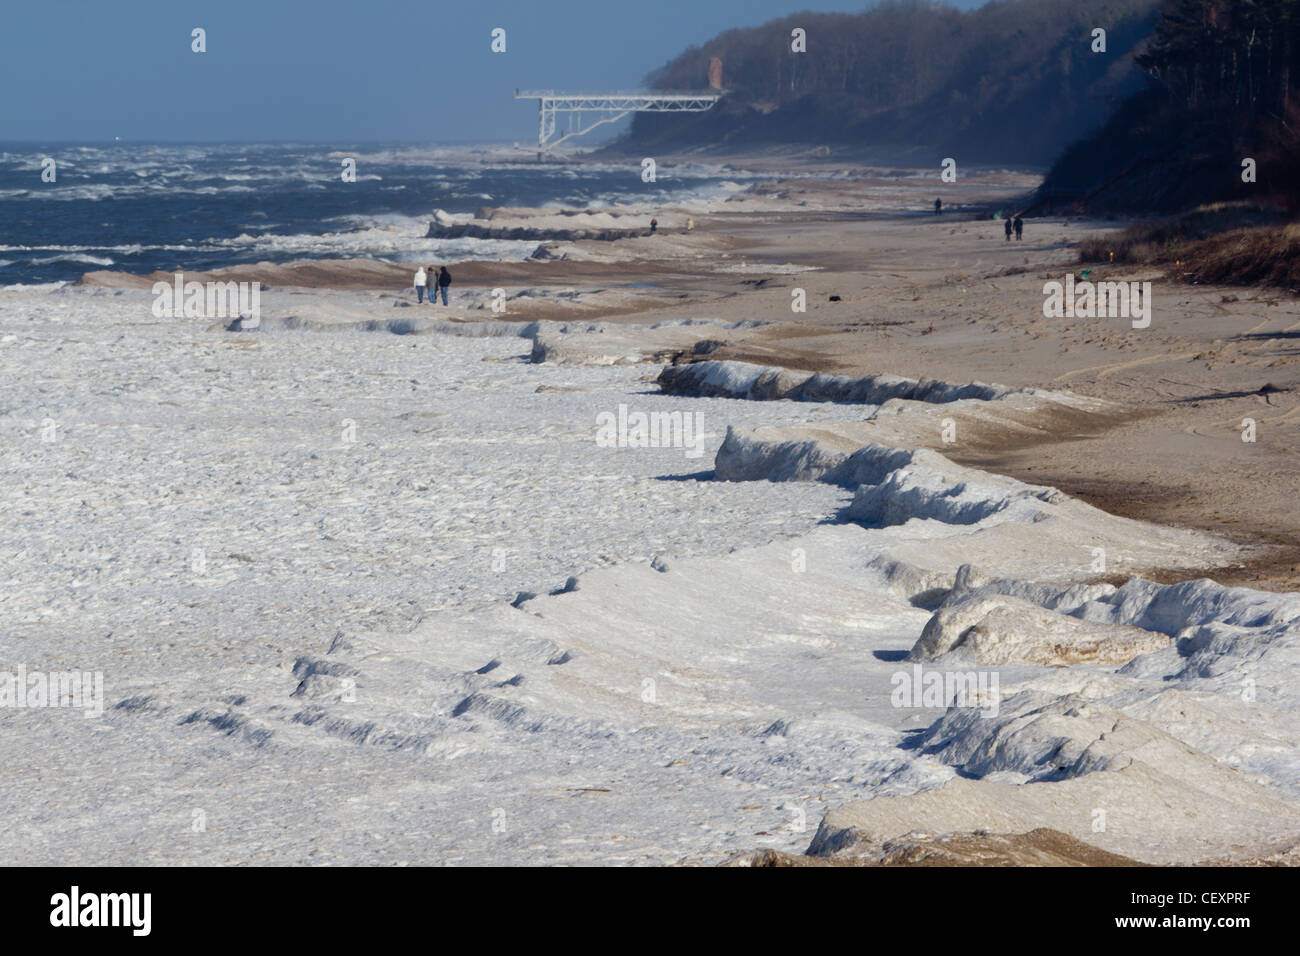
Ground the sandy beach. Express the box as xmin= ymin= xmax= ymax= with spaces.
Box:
xmin=5 ymin=163 xmax=1298 ymax=866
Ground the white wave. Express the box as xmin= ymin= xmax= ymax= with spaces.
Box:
xmin=14 ymin=183 xmax=116 ymax=201
xmin=1 ymin=180 xmax=273 ymax=201
xmin=29 ymin=253 xmax=115 ymax=266
xmin=205 ymin=226 xmax=535 ymax=263
xmin=0 ymin=281 xmax=68 ymax=291
xmin=0 ymin=243 xmax=200 ymax=253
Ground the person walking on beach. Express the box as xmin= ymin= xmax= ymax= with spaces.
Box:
xmin=413 ymin=266 xmax=427 ymax=304
xmin=650 ymin=217 xmax=658 ymax=234
xmin=426 ymin=265 xmax=437 ymax=304
xmin=437 ymin=266 xmax=451 ymax=305
xmin=934 ymin=198 xmax=942 ymax=215
xmin=1004 ymin=217 xmax=1013 ymax=241
xmin=1014 ymin=215 xmax=1024 ymax=241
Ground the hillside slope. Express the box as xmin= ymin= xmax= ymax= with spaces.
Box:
xmin=616 ymin=0 xmax=1160 ymax=165
xmin=1038 ymin=0 xmax=1300 ymax=214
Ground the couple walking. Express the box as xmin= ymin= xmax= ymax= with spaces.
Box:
xmin=413 ymin=265 xmax=451 ymax=304
xmin=1003 ymin=215 xmax=1024 ymax=241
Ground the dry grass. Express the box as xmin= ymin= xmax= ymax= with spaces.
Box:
xmin=1078 ymin=204 xmax=1300 ymax=291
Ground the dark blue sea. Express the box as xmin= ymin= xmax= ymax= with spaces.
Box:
xmin=0 ymin=142 xmax=758 ymax=286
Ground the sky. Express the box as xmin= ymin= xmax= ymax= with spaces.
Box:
xmin=0 ymin=0 xmax=988 ymax=143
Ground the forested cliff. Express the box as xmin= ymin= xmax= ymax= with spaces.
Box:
xmin=619 ymin=0 xmax=1161 ymax=165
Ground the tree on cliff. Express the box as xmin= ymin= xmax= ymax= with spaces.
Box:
xmin=619 ymin=0 xmax=1160 ymax=165
xmin=1039 ymin=0 xmax=1300 ymax=213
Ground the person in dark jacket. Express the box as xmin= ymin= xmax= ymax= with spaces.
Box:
xmin=1014 ymin=216 xmax=1024 ymax=241
xmin=437 ymin=266 xmax=451 ymax=305
xmin=1004 ymin=217 xmax=1013 ymax=241
xmin=934 ymin=198 xmax=942 ymax=215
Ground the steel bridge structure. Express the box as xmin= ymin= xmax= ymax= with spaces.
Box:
xmin=514 ymin=89 xmax=722 ymax=155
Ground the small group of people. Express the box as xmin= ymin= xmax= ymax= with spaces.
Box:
xmin=936 ymin=198 xmax=1024 ymax=239
xmin=413 ymin=265 xmax=451 ymax=305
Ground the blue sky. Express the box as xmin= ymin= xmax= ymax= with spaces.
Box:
xmin=0 ymin=0 xmax=988 ymax=142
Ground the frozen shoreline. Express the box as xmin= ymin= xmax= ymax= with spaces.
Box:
xmin=2 ymin=281 xmax=1297 ymax=865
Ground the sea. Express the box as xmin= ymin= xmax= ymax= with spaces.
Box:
xmin=0 ymin=142 xmax=758 ymax=287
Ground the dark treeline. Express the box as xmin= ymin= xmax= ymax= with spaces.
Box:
xmin=1040 ymin=0 xmax=1300 ymax=213
xmin=1138 ymin=0 xmax=1296 ymax=115
xmin=617 ymin=0 xmax=1161 ymax=165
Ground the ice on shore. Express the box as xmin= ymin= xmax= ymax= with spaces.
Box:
xmin=658 ymin=358 xmax=1029 ymax=404
xmin=1 ymin=284 xmax=1296 ymax=865
xmin=808 ymin=761 xmax=1300 ymax=865
xmin=426 ymin=206 xmax=688 ymax=242
xmin=910 ymin=593 xmax=1172 ymax=666
xmin=529 ymin=319 xmax=765 ymax=365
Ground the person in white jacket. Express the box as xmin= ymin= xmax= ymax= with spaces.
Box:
xmin=413 ymin=267 xmax=427 ymax=304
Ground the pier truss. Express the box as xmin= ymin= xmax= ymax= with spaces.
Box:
xmin=514 ymin=90 xmax=722 ymax=154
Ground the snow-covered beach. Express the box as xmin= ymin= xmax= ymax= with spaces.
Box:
xmin=4 ymin=242 xmax=1299 ymax=863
